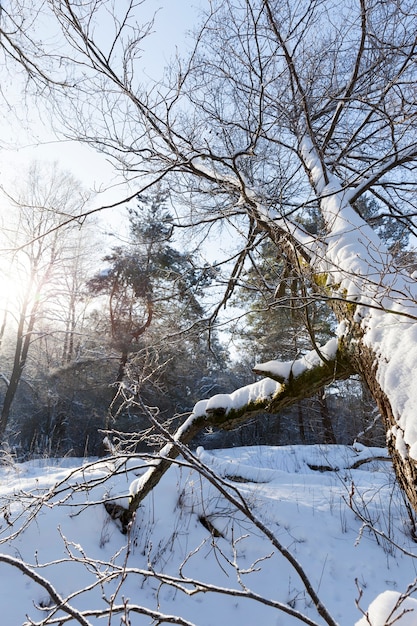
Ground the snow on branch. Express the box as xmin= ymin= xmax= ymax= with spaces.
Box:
xmin=124 ymin=339 xmax=352 ymax=517
xmin=253 ymin=338 xmax=338 ymax=384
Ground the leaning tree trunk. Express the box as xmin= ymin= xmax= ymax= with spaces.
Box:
xmin=299 ymin=136 xmax=417 ymax=516
xmin=339 ymin=314 xmax=417 ymax=513
xmin=118 ymin=280 xmax=417 ymax=525
xmin=112 ymin=137 xmax=417 ymax=523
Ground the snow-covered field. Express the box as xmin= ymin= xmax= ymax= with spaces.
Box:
xmin=0 ymin=444 xmax=416 ymax=625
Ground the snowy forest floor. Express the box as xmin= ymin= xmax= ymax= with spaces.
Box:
xmin=0 ymin=444 xmax=416 ymax=625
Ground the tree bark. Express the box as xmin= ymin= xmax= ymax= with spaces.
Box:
xmin=343 ymin=333 xmax=417 ymax=514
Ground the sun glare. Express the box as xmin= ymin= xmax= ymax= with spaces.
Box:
xmin=0 ymin=261 xmax=29 ymax=315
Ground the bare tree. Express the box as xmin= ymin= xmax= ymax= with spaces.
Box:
xmin=0 ymin=161 xmax=91 ymax=438
xmin=1 ymin=1 xmax=417 ymax=513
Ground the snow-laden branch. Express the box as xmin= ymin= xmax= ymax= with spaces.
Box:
xmin=253 ymin=337 xmax=339 ymax=383
xmin=125 ymin=338 xmax=352 ymax=515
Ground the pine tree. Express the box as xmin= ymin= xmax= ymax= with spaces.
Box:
xmin=88 ymin=189 xmax=224 ymax=433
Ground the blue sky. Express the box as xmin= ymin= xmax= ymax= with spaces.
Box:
xmin=0 ymin=1 xmax=203 ymax=196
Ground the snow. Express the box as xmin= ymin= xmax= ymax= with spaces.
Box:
xmin=168 ymin=337 xmax=337 ymax=456
xmin=299 ymin=136 xmax=410 ymax=307
xmin=166 ymin=377 xmax=281 ymax=444
xmin=0 ymin=444 xmax=416 ymax=625
xmin=129 ymin=339 xmax=340 ymax=502
xmin=355 ymin=590 xmax=417 ymax=626
xmin=255 ymin=337 xmax=338 ymax=381
xmin=299 ymin=136 xmax=417 ymax=464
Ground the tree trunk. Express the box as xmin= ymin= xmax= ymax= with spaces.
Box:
xmin=344 ymin=334 xmax=417 ymax=514
xmin=298 ymin=137 xmax=417 ymax=514
xmin=297 ymin=401 xmax=306 ymax=443
xmin=0 ymin=301 xmax=39 ymax=439
xmin=317 ymin=389 xmax=336 ymax=444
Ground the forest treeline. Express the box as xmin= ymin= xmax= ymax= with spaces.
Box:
xmin=0 ymin=170 xmax=387 ymax=459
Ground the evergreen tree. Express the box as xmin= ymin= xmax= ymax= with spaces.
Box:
xmin=231 ymin=202 xmax=394 ymax=447
xmin=88 ymin=189 xmax=225 ymax=436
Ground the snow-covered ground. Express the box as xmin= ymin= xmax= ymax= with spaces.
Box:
xmin=0 ymin=444 xmax=416 ymax=625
